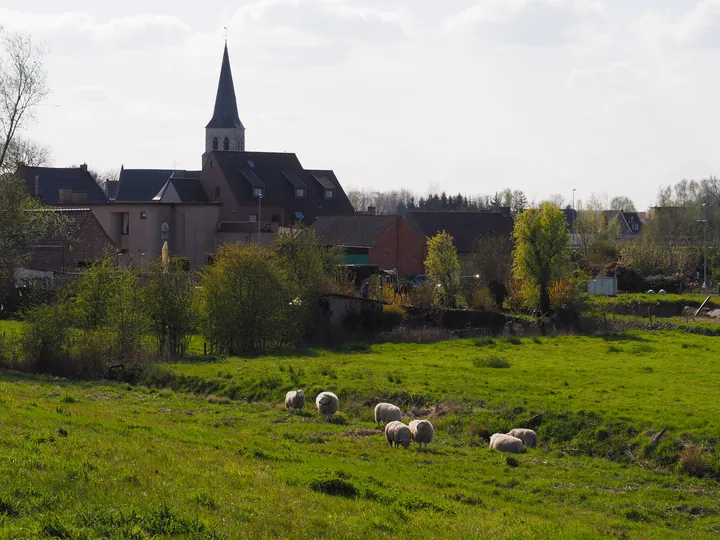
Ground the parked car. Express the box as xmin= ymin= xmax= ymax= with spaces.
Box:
xmin=407 ymin=274 xmax=429 ymax=288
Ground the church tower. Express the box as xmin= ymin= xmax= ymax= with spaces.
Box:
xmin=205 ymin=43 xmax=245 ymax=154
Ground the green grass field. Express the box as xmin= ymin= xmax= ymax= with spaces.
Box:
xmin=2 ymin=331 xmax=720 ymax=538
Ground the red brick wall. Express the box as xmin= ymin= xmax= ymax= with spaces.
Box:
xmin=27 ymin=213 xmax=116 ymax=272
xmin=369 ymin=217 xmax=425 ymax=278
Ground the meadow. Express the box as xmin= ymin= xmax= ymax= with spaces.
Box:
xmin=1 ymin=331 xmax=720 ymax=538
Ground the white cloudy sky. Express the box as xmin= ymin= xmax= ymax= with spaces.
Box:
xmin=2 ymin=0 xmax=720 ymax=209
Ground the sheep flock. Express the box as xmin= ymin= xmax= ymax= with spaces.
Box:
xmin=285 ymin=389 xmax=537 ymax=453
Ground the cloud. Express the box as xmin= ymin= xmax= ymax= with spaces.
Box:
xmin=442 ymin=0 xmax=606 ymax=46
xmin=0 ymin=9 xmax=190 ymax=52
xmin=566 ymin=62 xmax=648 ymax=93
xmin=230 ymin=0 xmax=411 ymax=44
xmin=639 ymin=0 xmax=720 ymax=49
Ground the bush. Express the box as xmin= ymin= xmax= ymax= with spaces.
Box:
xmin=549 ymin=280 xmax=582 ymax=310
xmin=607 ymin=264 xmax=646 ymax=293
xmin=21 ymin=304 xmax=72 ymax=376
xmin=645 ymin=274 xmax=684 ymax=294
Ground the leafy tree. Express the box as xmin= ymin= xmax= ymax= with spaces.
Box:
xmin=144 ymin=257 xmax=196 ymax=358
xmin=424 ymin=231 xmax=461 ymax=308
xmin=197 ymin=244 xmax=296 ymax=354
xmin=610 ymin=196 xmax=636 ymax=212
xmin=574 ymin=196 xmax=619 ymax=265
xmin=512 ymin=204 xmax=572 ymax=314
xmin=472 ymin=235 xmax=512 ymax=305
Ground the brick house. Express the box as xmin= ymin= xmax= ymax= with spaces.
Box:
xmin=310 ymin=215 xmax=425 ymax=277
xmin=26 ymin=209 xmax=116 ymax=272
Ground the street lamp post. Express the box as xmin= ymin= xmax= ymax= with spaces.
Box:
xmin=257 ymin=193 xmax=263 ymax=247
xmin=701 ymin=202 xmax=708 ymax=290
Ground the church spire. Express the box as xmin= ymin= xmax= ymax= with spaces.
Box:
xmin=205 ymin=43 xmax=245 ymax=155
xmin=206 ymin=44 xmax=244 ymax=130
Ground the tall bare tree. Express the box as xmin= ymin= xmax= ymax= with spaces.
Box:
xmin=0 ymin=29 xmax=48 ymax=174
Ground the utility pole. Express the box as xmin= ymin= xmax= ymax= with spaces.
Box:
xmin=701 ymin=202 xmax=708 ymax=290
xmin=572 ymin=188 xmax=576 ymax=240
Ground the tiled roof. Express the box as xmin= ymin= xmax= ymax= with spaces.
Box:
xmin=310 ymin=215 xmax=397 ymax=247
xmin=407 ymin=211 xmax=515 ymax=253
xmin=20 ymin=166 xmax=108 ymax=205
xmin=209 ymin=151 xmax=354 ymax=224
xmin=116 ymin=169 xmax=200 ymax=202
xmin=31 ymin=208 xmax=91 ymax=248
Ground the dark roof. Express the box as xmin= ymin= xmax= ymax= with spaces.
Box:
xmin=105 ymin=180 xmax=119 ymax=199
xmin=155 ymin=177 xmax=209 ymax=203
xmin=116 ymin=169 xmax=200 ymax=202
xmin=20 ymin=166 xmax=108 ymax=205
xmin=311 ymin=215 xmax=397 ymax=248
xmin=209 ymin=151 xmax=354 ymax=223
xmin=29 ymin=208 xmax=100 ymax=248
xmin=408 ymin=211 xmax=514 ymax=253
xmin=206 ymin=44 xmax=244 ymax=130
xmin=218 ymin=221 xmax=272 ymax=233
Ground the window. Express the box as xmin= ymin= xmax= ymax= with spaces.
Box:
xmin=223 ymin=137 xmax=230 ymax=151
xmin=121 ymin=212 xmax=130 ymax=236
xmin=140 ymin=211 xmax=147 ymax=220
xmin=214 ymin=186 xmax=220 ymax=200
xmin=58 ymin=188 xmax=72 ymax=202
xmin=181 ymin=213 xmax=186 ymax=249
xmin=249 ymin=214 xmax=257 ymax=222
xmin=254 ymin=187 xmax=264 ymax=197
xmin=212 ymin=137 xmax=219 ymax=151
xmin=324 ymin=189 xmax=335 ymax=200
xmin=247 ymin=160 xmax=255 ymax=168
xmin=71 ymin=191 xmax=88 ymax=203
xmin=295 ymin=187 xmax=305 ymax=199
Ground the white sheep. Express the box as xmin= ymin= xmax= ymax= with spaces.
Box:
xmin=489 ymin=433 xmax=525 ymax=454
xmin=385 ymin=421 xmax=411 ymax=449
xmin=409 ymin=419 xmax=434 ymax=449
xmin=285 ymin=390 xmax=305 ymax=411
xmin=374 ymin=403 xmax=402 ymax=426
xmin=507 ymin=428 xmax=537 ymax=448
xmin=315 ymin=391 xmax=339 ymax=416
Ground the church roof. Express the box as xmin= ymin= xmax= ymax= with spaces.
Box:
xmin=206 ymin=44 xmax=244 ymax=130
xmin=208 ymin=151 xmax=354 ymax=224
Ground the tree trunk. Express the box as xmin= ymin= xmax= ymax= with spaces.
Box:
xmin=539 ymin=284 xmax=550 ymax=315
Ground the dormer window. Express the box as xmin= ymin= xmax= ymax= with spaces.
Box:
xmin=254 ymin=187 xmax=264 ymax=198
xmin=212 ymin=137 xmax=219 ymax=151
xmin=324 ymin=189 xmax=335 ymax=200
xmin=58 ymin=188 xmax=72 ymax=203
xmin=295 ymin=187 xmax=305 ymax=199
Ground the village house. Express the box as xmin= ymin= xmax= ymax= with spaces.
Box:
xmin=310 ymin=214 xmax=426 ymax=277
xmin=17 ymin=43 xmax=354 ymax=271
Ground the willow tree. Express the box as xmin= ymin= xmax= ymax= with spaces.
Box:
xmin=512 ymin=204 xmax=571 ymax=314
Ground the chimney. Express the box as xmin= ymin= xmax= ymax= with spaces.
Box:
xmin=80 ymin=163 xmax=88 ymax=171
xmin=104 ymin=179 xmax=110 ymax=196
xmin=367 ymin=206 xmax=376 ymax=216
xmin=34 ymin=175 xmax=40 ymax=196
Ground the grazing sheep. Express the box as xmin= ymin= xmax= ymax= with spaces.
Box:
xmin=285 ymin=390 xmax=306 ymax=411
xmin=315 ymin=391 xmax=339 ymax=416
xmin=385 ymin=421 xmax=412 ymax=449
xmin=489 ymin=433 xmax=525 ymax=454
xmin=374 ymin=403 xmax=402 ymax=426
xmin=507 ymin=428 xmax=537 ymax=448
xmin=409 ymin=419 xmax=435 ymax=449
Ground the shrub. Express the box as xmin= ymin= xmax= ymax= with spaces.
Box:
xmin=197 ymin=243 xmax=297 ymax=354
xmin=549 ymin=280 xmax=582 ymax=310
xmin=409 ymin=283 xmax=435 ymax=308
xmin=471 ymin=287 xmax=496 ymax=311
xmin=21 ymin=303 xmax=72 ymax=376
